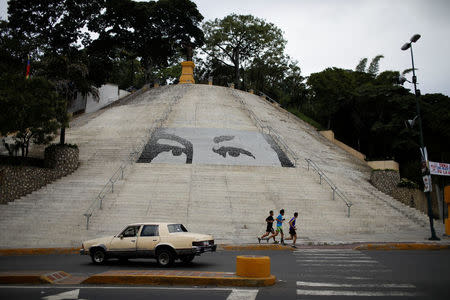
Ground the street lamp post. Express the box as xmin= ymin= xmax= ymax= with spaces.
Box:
xmin=401 ymin=34 xmax=440 ymax=240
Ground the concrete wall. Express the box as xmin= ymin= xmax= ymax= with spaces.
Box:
xmin=319 ymin=130 xmax=400 ymax=171
xmin=319 ymin=130 xmax=366 ymax=162
xmin=85 ymin=84 xmax=130 ymax=113
xmin=368 ymin=160 xmax=399 ymax=171
xmin=370 ymin=169 xmax=440 ymax=218
xmin=69 ymin=84 xmax=130 ymax=114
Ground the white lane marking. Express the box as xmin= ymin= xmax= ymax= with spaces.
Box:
xmin=297 ymin=263 xmax=383 ymax=267
xmin=294 ymin=250 xmax=358 ymax=252
xmin=296 ymin=281 xmax=415 ymax=288
xmin=296 ymin=290 xmax=418 ymax=296
xmin=294 ymin=254 xmax=368 ymax=257
xmin=294 ymin=253 xmax=367 ymax=256
xmin=299 ymin=260 xmax=377 ymax=263
xmin=299 ymin=275 xmax=373 ymax=280
xmin=226 ymin=289 xmax=259 ymax=300
xmin=299 ymin=268 xmax=390 ymax=273
xmin=42 ymin=289 xmax=83 ymax=300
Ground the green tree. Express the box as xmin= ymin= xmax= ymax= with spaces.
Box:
xmin=354 ymin=55 xmax=384 ymax=75
xmin=87 ymin=0 xmax=204 ymax=84
xmin=367 ymin=55 xmax=384 ymax=75
xmin=7 ymin=0 xmax=102 ymax=144
xmin=202 ymin=14 xmax=286 ymax=89
xmin=0 ymin=75 xmax=62 ymax=157
xmin=355 ymin=58 xmax=368 ymax=73
xmin=7 ymin=0 xmax=101 ymax=55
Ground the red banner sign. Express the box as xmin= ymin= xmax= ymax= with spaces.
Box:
xmin=429 ymin=161 xmax=450 ymax=176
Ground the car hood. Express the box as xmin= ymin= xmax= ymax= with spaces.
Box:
xmin=171 ymin=232 xmax=213 ymax=241
xmin=82 ymin=236 xmax=114 ymax=248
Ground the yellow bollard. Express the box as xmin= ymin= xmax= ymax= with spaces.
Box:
xmin=445 ymin=186 xmax=450 ymax=235
xmin=236 ymin=255 xmax=270 ymax=278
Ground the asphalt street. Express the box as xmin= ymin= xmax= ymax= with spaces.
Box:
xmin=0 ymin=249 xmax=449 ymax=299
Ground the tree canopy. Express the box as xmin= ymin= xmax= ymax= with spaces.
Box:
xmin=1 ymin=0 xmax=204 ymax=150
xmin=202 ymin=14 xmax=286 ymax=88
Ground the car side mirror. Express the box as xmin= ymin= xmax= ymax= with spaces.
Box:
xmin=119 ymin=235 xmax=124 ymax=239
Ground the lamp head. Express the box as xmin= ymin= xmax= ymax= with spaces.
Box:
xmin=410 ymin=34 xmax=421 ymax=43
xmin=401 ymin=42 xmax=411 ymax=51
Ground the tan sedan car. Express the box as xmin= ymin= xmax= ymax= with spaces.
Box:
xmin=80 ymin=222 xmax=216 ymax=267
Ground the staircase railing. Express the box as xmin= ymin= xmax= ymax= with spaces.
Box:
xmin=236 ymin=87 xmax=353 ymax=217
xmin=229 ymin=89 xmax=299 ymax=166
xmin=82 ymin=86 xmax=185 ymax=229
xmin=305 ymin=158 xmax=353 ymax=217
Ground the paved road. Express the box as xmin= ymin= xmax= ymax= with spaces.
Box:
xmin=0 ymin=249 xmax=449 ymax=299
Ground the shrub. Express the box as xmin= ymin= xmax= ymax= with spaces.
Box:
xmin=397 ymin=178 xmax=419 ymax=189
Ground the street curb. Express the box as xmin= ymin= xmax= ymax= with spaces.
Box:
xmin=82 ymin=271 xmax=276 ymax=287
xmin=2 ymin=242 xmax=449 ymax=256
xmin=0 ymin=271 xmax=70 ymax=284
xmin=0 ymin=247 xmax=78 ymax=256
xmin=354 ymin=243 xmax=450 ymax=250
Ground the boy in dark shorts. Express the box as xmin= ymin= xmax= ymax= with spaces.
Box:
xmin=267 ymin=209 xmax=285 ymax=244
xmin=284 ymin=212 xmax=298 ymax=248
xmin=258 ymin=210 xmax=276 ymax=243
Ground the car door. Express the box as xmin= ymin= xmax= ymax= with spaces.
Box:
xmin=109 ymin=225 xmax=141 ymax=258
xmin=136 ymin=225 xmax=160 ymax=258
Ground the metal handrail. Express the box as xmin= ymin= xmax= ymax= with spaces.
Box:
xmin=253 ymin=89 xmax=281 ymax=106
xmin=229 ymin=89 xmax=298 ymax=166
xmin=83 ymin=86 xmax=186 ymax=229
xmin=235 ymin=87 xmax=351 ymax=217
xmin=305 ymin=158 xmax=353 ymax=217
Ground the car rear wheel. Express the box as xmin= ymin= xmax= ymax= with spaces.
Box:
xmin=91 ymin=248 xmax=107 ymax=264
xmin=156 ymin=249 xmax=174 ymax=267
xmin=180 ymin=254 xmax=195 ymax=263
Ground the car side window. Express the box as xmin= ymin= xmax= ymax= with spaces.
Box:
xmin=140 ymin=225 xmax=159 ymax=237
xmin=122 ymin=226 xmax=140 ymax=238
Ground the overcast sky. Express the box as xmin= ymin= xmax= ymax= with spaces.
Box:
xmin=1 ymin=0 xmax=449 ymax=96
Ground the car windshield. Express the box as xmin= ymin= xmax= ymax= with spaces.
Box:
xmin=167 ymin=224 xmax=188 ymax=233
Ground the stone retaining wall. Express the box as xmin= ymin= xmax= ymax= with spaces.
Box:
xmin=370 ymin=170 xmax=401 ymax=196
xmin=0 ymin=145 xmax=79 ymax=204
xmin=370 ymin=169 xmax=439 ymax=217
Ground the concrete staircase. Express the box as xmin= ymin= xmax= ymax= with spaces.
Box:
xmin=0 ymin=85 xmax=187 ymax=247
xmin=0 ymin=84 xmax=443 ymax=248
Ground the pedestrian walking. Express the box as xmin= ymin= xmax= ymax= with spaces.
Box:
xmin=284 ymin=212 xmax=298 ymax=248
xmin=267 ymin=209 xmax=285 ymax=244
xmin=258 ymin=210 xmax=276 ymax=243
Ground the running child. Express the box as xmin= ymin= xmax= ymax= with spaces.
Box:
xmin=267 ymin=209 xmax=285 ymax=244
xmin=258 ymin=210 xmax=276 ymax=243
xmin=284 ymin=212 xmax=298 ymax=248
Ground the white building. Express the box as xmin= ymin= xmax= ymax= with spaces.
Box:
xmin=69 ymin=83 xmax=130 ymax=114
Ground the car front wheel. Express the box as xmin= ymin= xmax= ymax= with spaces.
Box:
xmin=156 ymin=249 xmax=174 ymax=267
xmin=91 ymin=248 xmax=107 ymax=264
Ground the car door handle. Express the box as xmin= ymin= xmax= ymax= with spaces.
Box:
xmin=131 ymin=240 xmax=136 ymax=242
xmin=153 ymin=240 xmax=157 ymax=241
